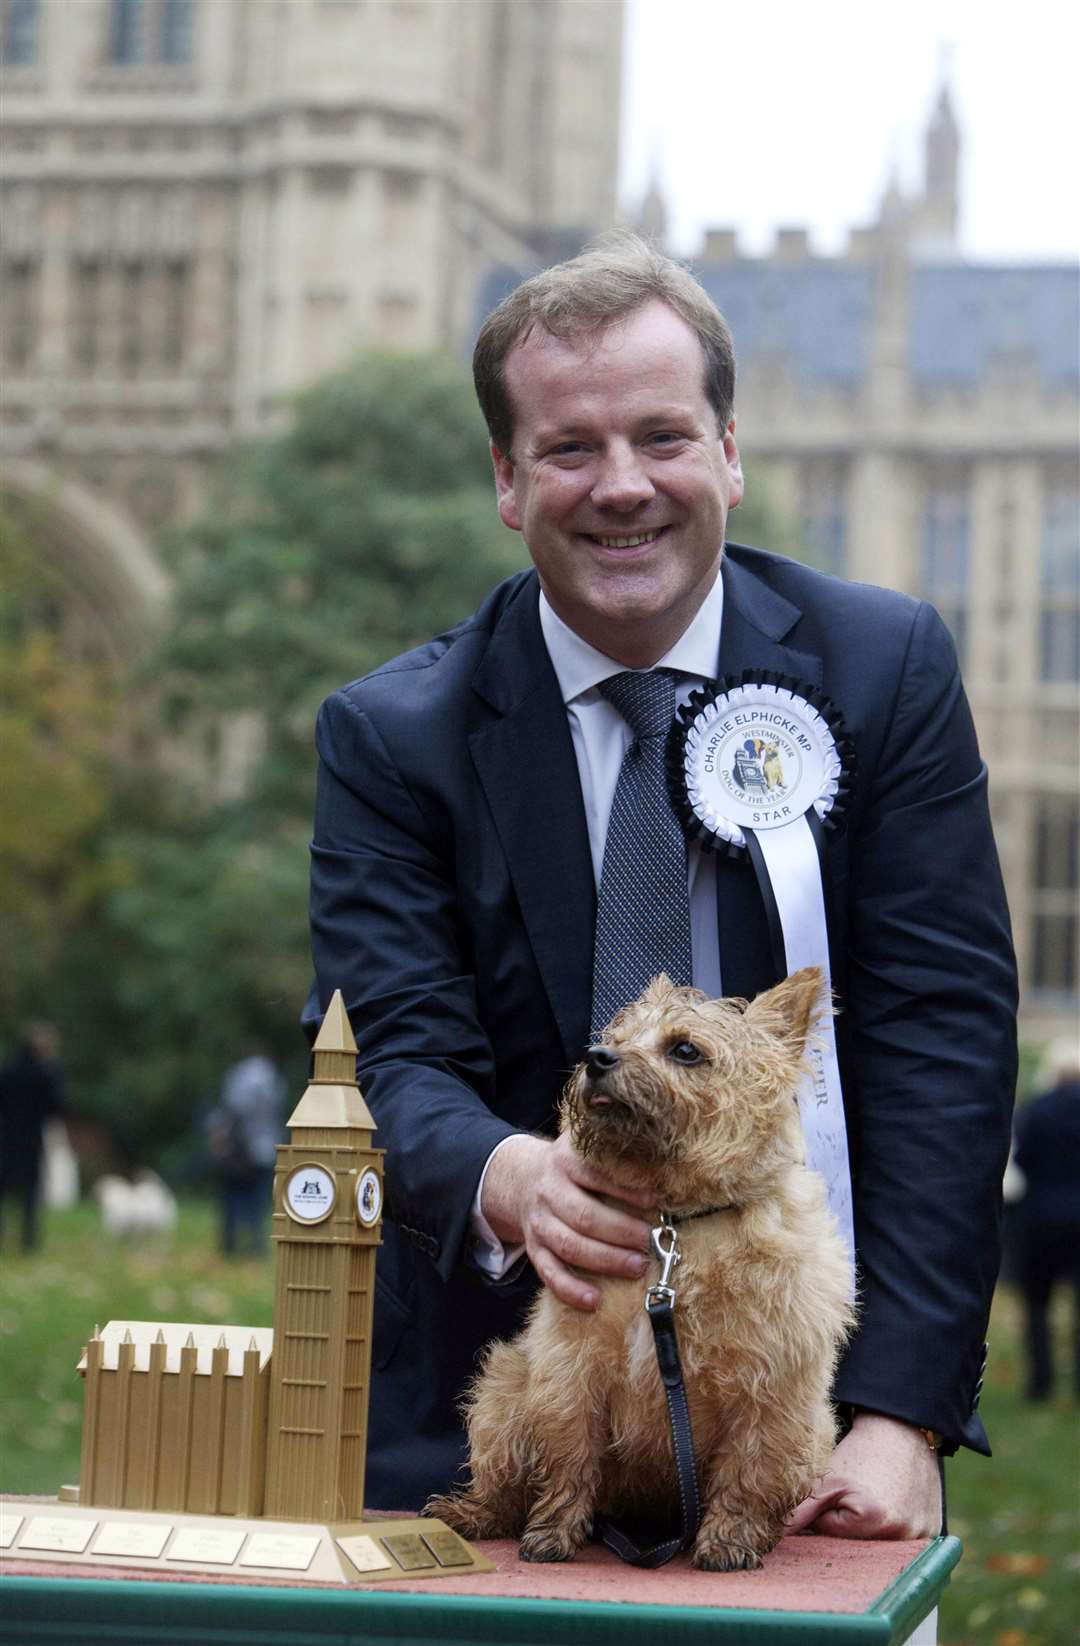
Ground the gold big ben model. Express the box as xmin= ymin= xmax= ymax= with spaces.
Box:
xmin=7 ymin=989 xmax=493 ymax=1580
xmin=263 ymin=991 xmax=383 ymax=1522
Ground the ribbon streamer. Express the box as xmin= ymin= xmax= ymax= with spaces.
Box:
xmin=752 ymin=818 xmax=854 ymax=1269
xmin=672 ymin=675 xmax=857 ymax=1278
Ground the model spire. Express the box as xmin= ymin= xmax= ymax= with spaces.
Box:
xmin=310 ymin=989 xmax=359 ymax=1085
xmin=287 ymin=989 xmax=375 ymax=1132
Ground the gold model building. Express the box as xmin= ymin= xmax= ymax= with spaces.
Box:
xmin=77 ymin=991 xmax=383 ymax=1523
xmin=2 ymin=991 xmax=491 ymax=1582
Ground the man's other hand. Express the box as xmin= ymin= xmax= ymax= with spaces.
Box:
xmin=786 ymin=1412 xmax=944 ymax=1540
xmin=480 ymin=1133 xmax=656 ymax=1310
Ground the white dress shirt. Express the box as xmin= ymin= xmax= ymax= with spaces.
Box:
xmin=471 ymin=572 xmax=726 ymax=1275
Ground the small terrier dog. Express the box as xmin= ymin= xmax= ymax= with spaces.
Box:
xmin=428 ymin=967 xmax=855 ymax=1571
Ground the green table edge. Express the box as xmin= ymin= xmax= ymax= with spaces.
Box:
xmin=869 ymin=1536 xmax=962 ymax=1644
xmin=0 ymin=1537 xmax=963 ymax=1644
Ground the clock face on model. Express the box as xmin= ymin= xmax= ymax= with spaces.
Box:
xmin=356 ymin=1169 xmax=382 ymax=1227
xmin=282 ymin=1163 xmax=337 ymax=1224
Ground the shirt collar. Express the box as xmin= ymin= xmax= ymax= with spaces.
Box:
xmin=538 ymin=571 xmax=725 ymax=706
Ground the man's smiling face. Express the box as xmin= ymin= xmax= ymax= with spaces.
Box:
xmin=492 ymin=299 xmax=743 ymax=667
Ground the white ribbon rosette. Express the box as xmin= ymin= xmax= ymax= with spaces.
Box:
xmin=669 ymin=673 xmax=857 ymax=1271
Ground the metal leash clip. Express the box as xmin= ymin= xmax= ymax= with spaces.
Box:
xmin=644 ymin=1213 xmax=681 ymax=1312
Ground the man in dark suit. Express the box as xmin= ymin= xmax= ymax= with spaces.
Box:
xmin=306 ymin=237 xmax=1016 ymax=1536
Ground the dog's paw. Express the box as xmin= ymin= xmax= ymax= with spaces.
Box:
xmin=518 ymin=1527 xmax=581 ymax=1564
xmin=691 ymin=1536 xmax=765 ymax=1573
xmin=426 ymin=1490 xmax=526 ymax=1541
xmin=424 ymin=1493 xmax=488 ymax=1538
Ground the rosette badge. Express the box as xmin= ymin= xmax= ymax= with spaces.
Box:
xmin=670 ymin=672 xmax=857 ymax=1272
xmin=672 ymin=673 xmax=854 ymax=854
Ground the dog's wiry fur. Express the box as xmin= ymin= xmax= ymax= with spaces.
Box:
xmin=427 ymin=967 xmax=855 ymax=1571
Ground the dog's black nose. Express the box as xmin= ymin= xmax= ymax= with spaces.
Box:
xmin=585 ymin=1046 xmax=620 ymax=1079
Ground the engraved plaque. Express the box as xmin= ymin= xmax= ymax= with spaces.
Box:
xmin=169 ymin=1527 xmax=245 ymax=1565
xmin=422 ymin=1527 xmax=472 ymax=1567
xmin=0 ymin=1513 xmax=24 ymax=1550
xmin=336 ymin=1533 xmax=393 ymax=1573
xmin=240 ymin=1532 xmax=320 ymax=1571
xmin=94 ymin=1521 xmax=171 ymax=1559
xmin=382 ymin=1532 xmax=437 ymax=1571
xmin=21 ymin=1516 xmax=96 ymax=1554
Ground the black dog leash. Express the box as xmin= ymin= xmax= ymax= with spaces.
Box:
xmin=597 ymin=1213 xmax=703 ymax=1568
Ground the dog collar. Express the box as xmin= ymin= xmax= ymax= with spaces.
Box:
xmin=667 ymin=1203 xmax=734 ymax=1224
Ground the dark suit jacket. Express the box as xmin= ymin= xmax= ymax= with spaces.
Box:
xmin=305 ymin=544 xmax=1017 ymax=1509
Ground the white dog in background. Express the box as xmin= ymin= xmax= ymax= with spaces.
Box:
xmin=42 ymin=1119 xmax=80 ymax=1210
xmin=95 ymin=1170 xmax=177 ymax=1239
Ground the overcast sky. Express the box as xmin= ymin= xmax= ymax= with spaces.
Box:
xmin=619 ymin=0 xmax=1080 ymax=264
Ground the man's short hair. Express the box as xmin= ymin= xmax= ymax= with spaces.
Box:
xmin=473 ymin=231 xmax=736 ymax=457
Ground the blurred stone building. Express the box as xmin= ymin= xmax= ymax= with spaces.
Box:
xmin=2 ymin=5 xmax=1076 ymax=1038
xmin=481 ymin=86 xmax=1079 ymax=1038
xmin=0 ymin=0 xmax=623 ymax=656
xmin=688 ymin=88 xmax=1078 ymax=1039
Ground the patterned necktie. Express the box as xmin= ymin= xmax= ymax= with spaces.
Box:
xmin=590 ymin=669 xmax=693 ymax=1039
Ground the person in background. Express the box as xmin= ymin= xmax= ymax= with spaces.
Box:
xmin=1013 ymin=1039 xmax=1080 ymax=1401
xmin=0 ymin=1021 xmax=65 ymax=1253
xmin=208 ymin=1047 xmax=285 ymax=1256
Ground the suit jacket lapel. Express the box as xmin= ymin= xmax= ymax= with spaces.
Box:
xmin=714 ymin=552 xmax=823 ymax=1002
xmin=467 ymin=553 xmax=832 ymax=1046
xmin=717 ymin=550 xmax=821 ymax=685
xmin=469 ymin=577 xmax=595 ymax=1068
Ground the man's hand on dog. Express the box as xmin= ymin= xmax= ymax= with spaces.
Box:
xmin=481 ymin=1133 xmax=656 ymax=1310
xmin=786 ymin=1411 xmax=943 ymax=1539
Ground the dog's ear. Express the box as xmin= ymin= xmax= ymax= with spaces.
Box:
xmin=743 ymin=966 xmax=830 ymax=1059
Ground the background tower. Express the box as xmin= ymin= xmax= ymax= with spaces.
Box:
xmin=918 ymin=74 xmax=961 ymax=252
xmin=263 ymin=991 xmax=383 ymax=1522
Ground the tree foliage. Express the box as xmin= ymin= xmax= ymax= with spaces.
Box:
xmin=0 ymin=511 xmax=120 ymax=1023
xmin=4 ymin=354 xmax=523 ymax=1165
xmin=157 ymin=352 xmax=524 ymax=818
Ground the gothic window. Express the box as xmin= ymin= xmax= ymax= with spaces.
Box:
xmin=119 ymin=262 xmax=145 ymax=376
xmin=107 ymin=0 xmax=194 ymax=65
xmin=922 ymin=467 xmax=970 ymax=664
xmin=108 ymin=0 xmax=143 ymax=62
xmin=71 ymin=261 xmax=102 ymax=373
xmin=803 ymin=507 xmax=847 ymax=578
xmin=1039 ymin=483 xmax=1080 ymax=683
xmin=69 ymin=256 xmax=190 ymax=376
xmin=1 ymin=0 xmax=38 ymax=65
xmin=1030 ymin=795 xmax=1079 ymax=995
xmin=1 ymin=259 xmax=37 ymax=369
xmin=162 ymin=260 xmax=188 ymax=368
xmin=799 ymin=460 xmax=848 ymax=578
xmin=161 ymin=0 xmax=193 ymax=63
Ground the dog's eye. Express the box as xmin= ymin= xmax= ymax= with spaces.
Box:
xmin=667 ymin=1040 xmax=702 ymax=1065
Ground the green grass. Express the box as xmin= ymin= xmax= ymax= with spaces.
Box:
xmin=937 ymin=1287 xmax=1079 ymax=1645
xmin=1 ymin=1206 xmax=1077 ymax=1642
xmin=0 ymin=1201 xmax=273 ymax=1493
